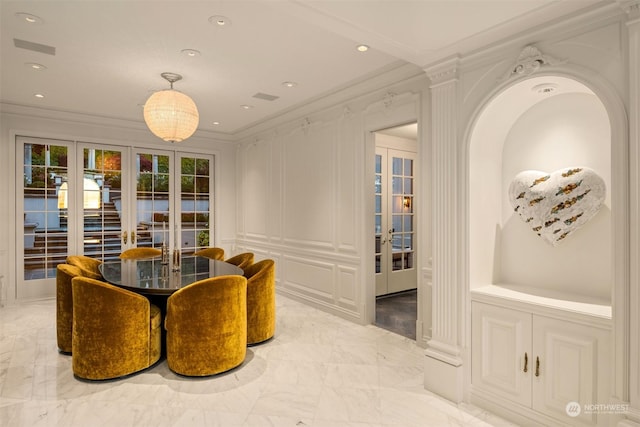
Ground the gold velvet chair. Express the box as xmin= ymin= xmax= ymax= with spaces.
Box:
xmin=243 ymin=259 xmax=276 ymax=345
xmin=224 ymin=252 xmax=254 ymax=270
xmin=66 ymin=255 xmax=103 ymax=280
xmin=71 ymin=276 xmax=162 ymax=380
xmin=119 ymin=247 xmax=162 ymax=259
xmin=165 ymin=275 xmax=247 ymax=376
xmin=56 ymin=263 xmax=84 ymax=354
xmin=193 ymin=247 xmax=225 ymax=261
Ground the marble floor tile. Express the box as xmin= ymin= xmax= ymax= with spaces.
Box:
xmin=0 ymin=295 xmax=517 ymax=427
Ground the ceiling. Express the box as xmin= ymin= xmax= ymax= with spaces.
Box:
xmin=0 ymin=0 xmax=605 ymax=138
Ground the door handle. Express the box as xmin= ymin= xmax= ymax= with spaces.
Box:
xmin=131 ymin=230 xmax=136 ymax=244
xmin=122 ymin=230 xmax=128 ymax=244
xmin=523 ymin=352 xmax=528 ymax=373
xmin=388 ymin=228 xmax=394 ymax=234
xmin=535 ymin=356 xmax=540 ymax=377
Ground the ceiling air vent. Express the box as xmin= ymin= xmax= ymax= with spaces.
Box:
xmin=252 ymin=92 xmax=279 ymax=101
xmin=14 ymin=38 xmax=56 ymax=55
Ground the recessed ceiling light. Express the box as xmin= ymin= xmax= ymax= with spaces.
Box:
xmin=15 ymin=12 xmax=43 ymax=24
xmin=34 ymin=93 xmax=45 ymax=99
xmin=282 ymin=81 xmax=298 ymax=88
xmin=356 ymin=44 xmax=369 ymax=52
xmin=181 ymin=49 xmax=200 ymax=57
xmin=532 ymin=83 xmax=558 ymax=94
xmin=212 ymin=121 xmax=220 ymax=126
xmin=241 ymin=105 xmax=253 ymax=110
xmin=209 ymin=15 xmax=231 ymax=27
xmin=26 ymin=62 xmax=46 ymax=70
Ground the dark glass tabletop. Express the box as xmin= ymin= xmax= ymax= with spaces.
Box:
xmin=99 ymin=255 xmax=243 ymax=295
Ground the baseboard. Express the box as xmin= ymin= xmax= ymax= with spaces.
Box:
xmin=423 ymin=353 xmax=464 ymax=403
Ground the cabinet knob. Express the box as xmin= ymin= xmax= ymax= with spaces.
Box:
xmin=535 ymin=356 xmax=540 ymax=377
xmin=523 ymin=352 xmax=528 ymax=373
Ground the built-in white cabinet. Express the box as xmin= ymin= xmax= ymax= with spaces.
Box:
xmin=471 ymin=300 xmax=611 ymax=426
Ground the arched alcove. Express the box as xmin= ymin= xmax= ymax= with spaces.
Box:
xmin=469 ymin=75 xmax=612 ymax=305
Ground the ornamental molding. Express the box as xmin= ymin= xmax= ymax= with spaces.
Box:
xmin=620 ymin=0 xmax=640 ymax=17
xmin=301 ymin=117 xmax=311 ymax=135
xmin=341 ymin=106 xmax=353 ymax=119
xmin=425 ymin=57 xmax=460 ymax=87
xmin=383 ymin=91 xmax=397 ymax=110
xmin=503 ymin=45 xmax=563 ymax=80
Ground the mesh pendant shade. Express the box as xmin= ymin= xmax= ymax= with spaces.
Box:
xmin=144 ymin=89 xmax=199 ymax=143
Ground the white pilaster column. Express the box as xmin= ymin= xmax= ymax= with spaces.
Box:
xmin=423 ymin=58 xmax=465 ymax=402
xmin=624 ymin=2 xmax=640 ymax=426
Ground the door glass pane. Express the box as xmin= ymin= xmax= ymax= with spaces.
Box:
xmin=392 ymin=157 xmax=402 ymax=175
xmin=390 ymin=154 xmax=415 ymax=272
xmin=404 ymin=252 xmax=414 ymax=269
xmin=181 ymin=155 xmax=212 ymax=254
xmin=392 ymin=215 xmax=402 ymax=233
xmin=404 ymin=215 xmax=413 ymax=232
xmin=404 ymin=177 xmax=413 ymax=194
xmin=136 ymin=153 xmax=169 ymax=251
xmin=392 ymin=195 xmax=403 ymax=213
xmin=404 ymin=159 xmax=413 ymax=176
xmin=392 ymin=176 xmax=402 ymax=194
xmin=83 ymin=148 xmax=123 ymax=262
xmin=375 ymin=154 xmax=383 ymax=275
xmin=23 ymin=143 xmax=68 ymax=280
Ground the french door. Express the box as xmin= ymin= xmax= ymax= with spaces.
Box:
xmin=17 ymin=136 xmax=213 ymax=299
xmin=375 ymin=147 xmax=416 ymax=296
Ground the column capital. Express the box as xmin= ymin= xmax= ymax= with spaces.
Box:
xmin=425 ymin=56 xmax=460 ymax=88
xmin=621 ymin=0 xmax=640 ymax=22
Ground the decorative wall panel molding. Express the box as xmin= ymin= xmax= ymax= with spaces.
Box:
xmin=507 ymin=45 xmax=562 ymax=78
xmin=283 ymin=255 xmax=335 ymax=302
xmin=337 ymin=265 xmax=358 ymax=312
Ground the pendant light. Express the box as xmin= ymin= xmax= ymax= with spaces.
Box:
xmin=144 ymin=72 xmax=199 ymax=143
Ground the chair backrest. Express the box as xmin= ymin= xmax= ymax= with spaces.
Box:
xmin=165 ymin=275 xmax=248 ymax=376
xmin=119 ymin=247 xmax=162 ymax=259
xmin=194 ymin=247 xmax=225 ymax=260
xmin=71 ymin=276 xmax=153 ymax=379
xmin=225 ymin=252 xmax=254 ymax=269
xmin=167 ymin=275 xmax=248 ymax=321
xmin=242 ymin=259 xmax=276 ymax=345
xmin=243 ymin=259 xmax=275 ymax=283
xmin=66 ymin=255 xmax=103 ymax=280
xmin=56 ymin=263 xmax=84 ymax=353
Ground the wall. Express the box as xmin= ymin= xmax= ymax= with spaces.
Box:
xmin=500 ymin=92 xmax=611 ymax=301
xmin=470 ymin=87 xmax=611 ymax=302
xmin=0 ymin=106 xmax=238 ymax=304
xmin=234 ymin=66 xmax=431 ymax=336
xmin=424 ymin=3 xmax=635 ymax=411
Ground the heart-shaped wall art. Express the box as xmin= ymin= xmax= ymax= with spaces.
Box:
xmin=508 ymin=167 xmax=606 ymax=246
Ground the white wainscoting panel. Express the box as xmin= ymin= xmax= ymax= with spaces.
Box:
xmin=243 ymin=141 xmax=270 ymax=240
xmin=337 ymin=114 xmax=360 ymax=253
xmin=283 ymin=124 xmax=336 ymax=248
xmin=337 ymin=264 xmax=358 ymax=312
xmin=283 ymin=255 xmax=335 ymax=303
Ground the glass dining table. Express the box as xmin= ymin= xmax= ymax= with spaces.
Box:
xmin=99 ymin=255 xmax=243 ymax=296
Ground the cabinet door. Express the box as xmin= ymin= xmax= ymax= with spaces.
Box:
xmin=471 ymin=302 xmax=532 ymax=407
xmin=532 ymin=316 xmax=610 ymax=426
